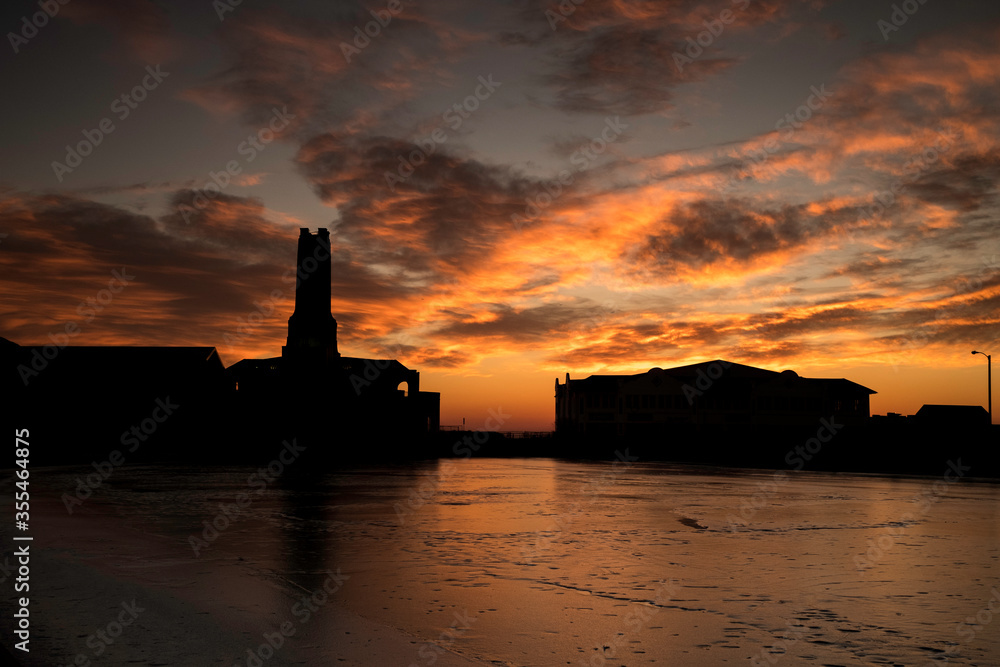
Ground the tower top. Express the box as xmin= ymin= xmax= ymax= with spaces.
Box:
xmin=283 ymin=228 xmax=339 ymax=363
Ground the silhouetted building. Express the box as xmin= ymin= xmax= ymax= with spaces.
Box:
xmin=227 ymin=228 xmax=439 ymax=452
xmin=2 ymin=340 xmax=227 ymax=464
xmin=864 ymin=404 xmax=996 ymax=476
xmin=283 ymin=227 xmax=339 ymax=368
xmin=2 ymin=227 xmax=440 ymax=464
xmin=555 ymin=360 xmax=874 ymax=441
xmin=914 ymin=404 xmax=990 ymax=427
xmin=553 ymin=360 xmax=877 ymax=466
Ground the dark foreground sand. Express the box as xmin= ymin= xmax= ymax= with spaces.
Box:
xmin=0 ymin=484 xmax=488 ymax=666
xmin=3 ymin=460 xmax=1000 ymax=666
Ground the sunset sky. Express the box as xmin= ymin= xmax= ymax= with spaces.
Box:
xmin=1 ymin=0 xmax=998 ymax=429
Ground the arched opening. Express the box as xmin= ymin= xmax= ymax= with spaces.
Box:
xmin=397 ymin=380 xmax=409 ymax=397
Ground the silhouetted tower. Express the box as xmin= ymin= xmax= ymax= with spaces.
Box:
xmin=282 ymin=228 xmax=339 ymax=367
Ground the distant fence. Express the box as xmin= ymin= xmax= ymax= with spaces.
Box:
xmin=439 ymin=426 xmax=554 ymax=439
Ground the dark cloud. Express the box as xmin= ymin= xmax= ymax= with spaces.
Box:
xmin=624 ymin=199 xmax=859 ymax=275
xmin=826 ymin=255 xmax=928 ymax=281
xmin=505 ymin=0 xmax=825 ymax=115
xmin=542 ymin=25 xmax=737 ymax=115
xmin=873 ymin=288 xmax=1000 ymax=350
xmin=819 ymin=23 xmax=1000 ymax=152
xmin=412 ymin=349 xmax=472 ymax=368
xmin=745 ymin=306 xmax=871 ymax=339
xmin=161 ymin=190 xmax=292 ymax=262
xmin=437 ymin=301 xmax=616 ymax=343
xmin=824 ymin=21 xmax=846 ymax=41
xmin=0 ymin=192 xmax=276 ymax=347
xmin=71 ymin=181 xmax=196 ymax=196
xmin=182 ymin=5 xmax=479 ymax=138
xmin=909 ymin=150 xmax=1000 ymax=213
xmin=730 ymin=341 xmax=810 ymax=363
xmin=61 ymin=0 xmax=176 ymax=63
xmin=545 ymin=332 xmax=682 ymax=368
xmin=358 ymin=342 xmax=469 ymax=368
xmin=812 ymin=293 xmax=887 ymax=307
xmin=0 ymin=190 xmax=431 ymax=357
xmin=294 ymin=131 xmax=593 ymax=280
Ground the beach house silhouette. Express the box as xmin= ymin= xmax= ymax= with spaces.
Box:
xmin=3 ymin=227 xmax=439 ymax=464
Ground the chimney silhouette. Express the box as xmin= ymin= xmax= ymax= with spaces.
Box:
xmin=282 ymin=228 xmax=339 ymax=365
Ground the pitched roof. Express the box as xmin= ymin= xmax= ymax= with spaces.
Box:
xmin=4 ymin=342 xmax=225 ymax=389
xmin=565 ymin=359 xmax=876 ymax=394
xmin=16 ymin=345 xmax=222 ymax=364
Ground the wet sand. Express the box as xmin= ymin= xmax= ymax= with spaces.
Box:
xmin=1 ymin=459 xmax=999 ymax=665
xmin=0 ymin=475 xmax=490 ymax=666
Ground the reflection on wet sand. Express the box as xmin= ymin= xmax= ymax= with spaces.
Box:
xmin=2 ymin=458 xmax=998 ymax=666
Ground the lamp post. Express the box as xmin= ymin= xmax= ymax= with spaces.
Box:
xmin=972 ymin=350 xmax=992 ymax=424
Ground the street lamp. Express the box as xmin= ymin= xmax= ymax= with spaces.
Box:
xmin=972 ymin=350 xmax=992 ymax=424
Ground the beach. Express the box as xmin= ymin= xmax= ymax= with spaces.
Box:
xmin=2 ymin=457 xmax=999 ymax=665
